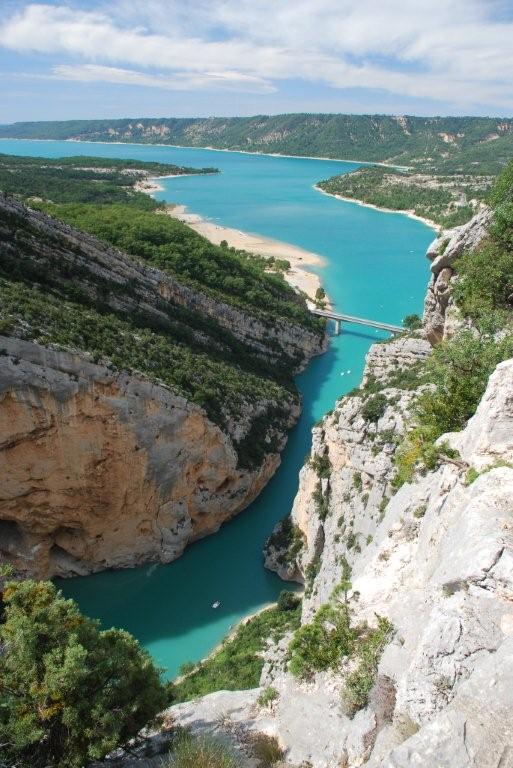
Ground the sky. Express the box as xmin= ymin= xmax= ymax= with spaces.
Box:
xmin=1 ymin=0 xmax=513 ymax=123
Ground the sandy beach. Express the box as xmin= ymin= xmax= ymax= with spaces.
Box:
xmin=164 ymin=204 xmax=327 ymax=303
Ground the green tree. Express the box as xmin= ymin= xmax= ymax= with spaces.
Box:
xmin=0 ymin=580 xmax=167 ymax=768
xmin=315 ymin=286 xmax=326 ymax=308
xmin=403 ymin=313 xmax=422 ymax=331
xmin=361 ymin=393 xmax=388 ymax=423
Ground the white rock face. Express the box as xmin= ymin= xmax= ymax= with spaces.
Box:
xmin=168 ymin=355 xmax=513 ymax=768
xmin=446 ymin=359 xmax=513 ymax=469
xmin=423 ymin=208 xmax=491 ymax=344
xmin=265 ymin=335 xmax=432 ymax=619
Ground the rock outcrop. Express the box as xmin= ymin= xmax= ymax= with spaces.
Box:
xmin=0 ymin=195 xmax=324 ymax=578
xmin=0 ymin=336 xmax=295 ymax=579
xmin=166 ymin=358 xmax=513 ymax=768
xmin=423 ymin=207 xmax=491 ymax=343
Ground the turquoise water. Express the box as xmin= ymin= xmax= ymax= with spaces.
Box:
xmin=1 ymin=140 xmax=434 ymax=678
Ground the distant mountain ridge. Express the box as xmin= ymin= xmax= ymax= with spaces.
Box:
xmin=1 ymin=114 xmax=513 ymax=174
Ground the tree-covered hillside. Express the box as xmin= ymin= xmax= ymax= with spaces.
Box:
xmin=1 ymin=115 xmax=513 ymax=174
xmin=0 ymin=154 xmax=323 ymax=469
xmin=0 ymin=153 xmax=216 ymax=207
xmin=317 ymin=166 xmax=493 ymax=227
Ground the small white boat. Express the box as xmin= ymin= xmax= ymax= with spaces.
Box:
xmin=212 ymin=600 xmax=221 ymax=609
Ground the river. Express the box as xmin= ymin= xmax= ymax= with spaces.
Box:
xmin=1 ymin=139 xmax=434 ymax=678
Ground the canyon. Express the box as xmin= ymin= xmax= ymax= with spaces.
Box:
xmin=0 ymin=193 xmax=325 ymax=579
xmin=157 ymin=207 xmax=513 ymax=768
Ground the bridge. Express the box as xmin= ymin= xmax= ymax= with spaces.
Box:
xmin=311 ymin=308 xmax=404 ymax=335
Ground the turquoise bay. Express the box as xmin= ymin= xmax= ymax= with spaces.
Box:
xmin=1 ymin=140 xmax=434 ymax=678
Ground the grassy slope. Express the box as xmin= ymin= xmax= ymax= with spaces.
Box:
xmin=170 ymin=598 xmax=301 ymax=701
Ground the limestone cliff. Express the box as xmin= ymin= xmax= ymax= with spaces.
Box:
xmin=422 ymin=207 xmax=491 ymax=343
xmin=0 ymin=195 xmax=324 ymax=578
xmin=164 ymin=210 xmax=513 ymax=767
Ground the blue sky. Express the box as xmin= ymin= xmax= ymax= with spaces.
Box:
xmin=1 ymin=0 xmax=512 ymax=123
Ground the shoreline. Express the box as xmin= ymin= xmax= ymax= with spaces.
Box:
xmin=314 ymin=185 xmax=439 ymax=230
xmin=0 ymin=136 xmax=406 ymax=170
xmin=173 ymin=601 xmax=277 ymax=683
xmin=164 ymin=203 xmax=326 ymax=303
xmin=134 ymin=172 xmax=203 ymax=195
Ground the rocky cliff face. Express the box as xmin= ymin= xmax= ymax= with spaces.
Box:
xmin=0 ymin=337 xmax=293 ymax=579
xmin=165 ymin=211 xmax=513 ymax=767
xmin=423 ymin=207 xmax=491 ymax=343
xmin=0 ymin=196 xmax=324 ymax=578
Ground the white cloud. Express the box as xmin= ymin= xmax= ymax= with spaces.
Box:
xmin=50 ymin=64 xmax=275 ymax=93
xmin=1 ymin=1 xmax=512 ymax=109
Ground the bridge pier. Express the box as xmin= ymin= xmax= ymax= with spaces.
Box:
xmin=334 ymin=319 xmax=341 ymax=336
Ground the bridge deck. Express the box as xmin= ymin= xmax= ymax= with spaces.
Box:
xmin=311 ymin=308 xmax=403 ymax=334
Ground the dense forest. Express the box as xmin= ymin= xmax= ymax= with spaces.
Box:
xmin=1 ymin=114 xmax=512 ymax=174
xmin=0 ymin=153 xmax=215 ymax=207
xmin=317 ymin=166 xmax=492 ymax=227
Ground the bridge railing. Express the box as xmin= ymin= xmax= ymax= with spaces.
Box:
xmin=310 ymin=308 xmax=404 ymax=334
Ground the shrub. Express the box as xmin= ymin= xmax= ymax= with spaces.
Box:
xmin=249 ymin=733 xmax=284 ymax=767
xmin=394 ymin=330 xmax=513 ymax=487
xmin=343 ymin=616 xmax=393 ymax=715
xmin=288 ymin=602 xmax=354 ymax=679
xmin=0 ymin=580 xmax=166 ymax=768
xmin=361 ymin=394 xmax=388 ymax=423
xmin=353 ymin=472 xmax=363 ymax=491
xmin=169 ymin=732 xmax=240 ymax=768
xmin=257 ymin=686 xmax=279 ymax=708
xmin=315 ymin=286 xmax=327 ymax=308
xmin=312 ymin=480 xmax=330 ymax=520
xmin=403 ymin=314 xmax=422 ymax=331
xmin=277 ymin=590 xmax=301 ymax=612
xmin=309 ymin=453 xmax=332 ymax=478
xmin=304 ymin=556 xmax=321 ymax=596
